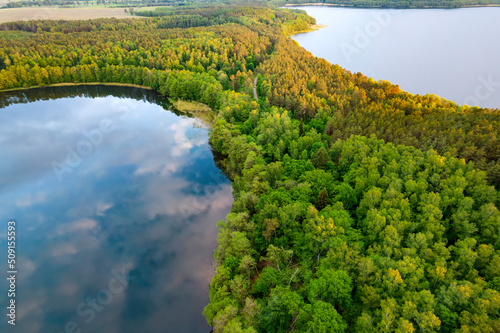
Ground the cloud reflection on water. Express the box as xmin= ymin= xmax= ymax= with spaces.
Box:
xmin=0 ymin=87 xmax=232 ymax=333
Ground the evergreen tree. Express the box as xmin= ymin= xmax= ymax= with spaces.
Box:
xmin=316 ymin=188 xmax=329 ymax=211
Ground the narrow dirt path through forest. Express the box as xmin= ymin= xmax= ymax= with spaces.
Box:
xmin=253 ymin=76 xmax=258 ymax=100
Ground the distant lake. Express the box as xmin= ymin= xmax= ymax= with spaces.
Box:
xmin=0 ymin=86 xmax=232 ymax=333
xmin=289 ymin=6 xmax=500 ymax=109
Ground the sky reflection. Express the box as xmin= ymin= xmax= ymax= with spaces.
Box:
xmin=0 ymin=86 xmax=232 ymax=333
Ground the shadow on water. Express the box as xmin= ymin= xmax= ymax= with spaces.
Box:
xmin=0 ymin=85 xmax=174 ymax=114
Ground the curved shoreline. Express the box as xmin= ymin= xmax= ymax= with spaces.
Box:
xmin=0 ymin=82 xmax=153 ymax=93
xmin=287 ymin=23 xmax=327 ymax=36
xmin=0 ymin=82 xmax=216 ymax=125
xmin=284 ymin=2 xmax=500 ymax=9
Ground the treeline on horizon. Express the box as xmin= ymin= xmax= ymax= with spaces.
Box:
xmin=278 ymin=0 xmax=500 ymax=9
xmin=0 ymin=6 xmax=499 ymax=332
xmin=2 ymin=0 xmax=211 ymax=9
xmin=4 ymin=0 xmax=500 ymax=9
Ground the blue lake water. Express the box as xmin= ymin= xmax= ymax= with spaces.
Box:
xmin=0 ymin=86 xmax=232 ymax=333
xmin=290 ymin=6 xmax=500 ymax=109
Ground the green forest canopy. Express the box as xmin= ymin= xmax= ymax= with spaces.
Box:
xmin=0 ymin=6 xmax=499 ymax=332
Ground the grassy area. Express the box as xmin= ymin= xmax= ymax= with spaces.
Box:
xmin=132 ymin=5 xmax=172 ymax=12
xmin=0 ymin=7 xmax=134 ymax=23
xmin=170 ymin=99 xmax=214 ymax=125
xmin=288 ymin=23 xmax=327 ymax=35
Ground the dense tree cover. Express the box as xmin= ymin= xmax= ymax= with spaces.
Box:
xmin=0 ymin=13 xmax=272 ymax=99
xmin=0 ymin=6 xmax=499 ymax=332
xmin=133 ymin=5 xmax=316 ymax=33
xmin=208 ymin=124 xmax=500 ymax=331
xmin=257 ymin=38 xmax=500 ymax=187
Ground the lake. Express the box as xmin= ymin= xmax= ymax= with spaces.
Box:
xmin=289 ymin=6 xmax=500 ymax=109
xmin=0 ymin=85 xmax=232 ymax=333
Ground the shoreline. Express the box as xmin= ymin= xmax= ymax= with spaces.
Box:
xmin=0 ymin=82 xmax=217 ymax=126
xmin=0 ymin=82 xmax=153 ymax=93
xmin=169 ymin=98 xmax=214 ymax=127
xmin=288 ymin=23 xmax=327 ymax=36
xmin=284 ymin=3 xmax=500 ymax=9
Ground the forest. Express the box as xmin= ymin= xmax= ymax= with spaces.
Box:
xmin=0 ymin=5 xmax=499 ymax=332
xmin=4 ymin=0 xmax=500 ymax=9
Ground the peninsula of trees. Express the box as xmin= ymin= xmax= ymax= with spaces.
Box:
xmin=0 ymin=6 xmax=499 ymax=332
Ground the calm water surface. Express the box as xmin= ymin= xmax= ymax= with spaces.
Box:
xmin=290 ymin=6 xmax=500 ymax=108
xmin=0 ymin=86 xmax=232 ymax=333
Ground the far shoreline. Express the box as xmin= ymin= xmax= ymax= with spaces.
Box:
xmin=0 ymin=82 xmax=154 ymax=93
xmin=284 ymin=2 xmax=500 ymax=9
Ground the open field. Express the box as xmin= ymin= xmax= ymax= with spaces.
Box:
xmin=0 ymin=7 xmax=134 ymax=23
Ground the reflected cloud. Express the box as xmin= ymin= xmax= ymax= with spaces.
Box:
xmin=18 ymin=256 xmax=36 ymax=282
xmin=15 ymin=191 xmax=46 ymax=208
xmin=57 ymin=218 xmax=99 ymax=235
xmin=57 ymin=280 xmax=80 ymax=297
xmin=170 ymin=118 xmax=206 ymax=157
xmin=96 ymin=203 xmax=113 ymax=216
xmin=0 ymin=89 xmax=232 ymax=333
xmin=50 ymin=243 xmax=79 ymax=257
xmin=16 ymin=293 xmax=48 ymax=328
